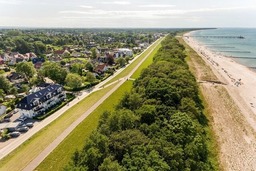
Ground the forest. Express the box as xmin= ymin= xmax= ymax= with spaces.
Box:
xmin=65 ymin=34 xmax=215 ymax=171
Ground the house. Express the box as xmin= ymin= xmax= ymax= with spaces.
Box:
xmin=7 ymin=72 xmax=24 ymax=84
xmin=71 ymin=51 xmax=82 ymax=58
xmin=32 ymin=57 xmax=45 ymax=64
xmin=17 ymin=84 xmax=66 ymax=118
xmin=117 ymin=48 xmax=133 ymax=57
xmin=95 ymin=63 xmax=108 ymax=74
xmin=0 ymin=105 xmax=7 ymax=116
xmin=34 ymin=62 xmax=43 ymax=69
xmin=0 ymin=57 xmax=4 ymax=65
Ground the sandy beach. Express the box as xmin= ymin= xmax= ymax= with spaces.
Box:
xmin=183 ymin=32 xmax=256 ymax=171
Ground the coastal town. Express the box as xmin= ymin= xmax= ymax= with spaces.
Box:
xmin=0 ymin=29 xmax=163 ymax=140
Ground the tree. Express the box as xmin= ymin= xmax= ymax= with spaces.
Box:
xmin=116 ymin=58 xmax=126 ymax=67
xmin=125 ymin=56 xmax=130 ymax=64
xmin=0 ymin=76 xmax=11 ymax=93
xmin=122 ymin=146 xmax=170 ymax=171
xmin=70 ymin=63 xmax=84 ymax=76
xmin=9 ymin=87 xmax=18 ymax=96
xmin=40 ymin=62 xmax=67 ymax=84
xmin=14 ymin=38 xmax=32 ymax=54
xmin=65 ymin=73 xmax=83 ymax=89
xmin=91 ymin=47 xmax=97 ymax=60
xmin=109 ymin=129 xmax=149 ymax=161
xmin=86 ymin=72 xmax=96 ymax=83
xmin=99 ymin=157 xmax=123 ymax=171
xmin=85 ymin=62 xmax=94 ymax=72
xmin=16 ymin=62 xmax=36 ymax=82
xmin=107 ymin=56 xmax=115 ymax=65
xmin=34 ymin=41 xmax=46 ymax=55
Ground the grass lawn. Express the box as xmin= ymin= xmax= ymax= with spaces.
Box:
xmin=131 ymin=42 xmax=162 ymax=79
xmin=37 ymin=81 xmax=133 ymax=171
xmin=103 ymin=37 xmax=164 ymax=86
xmin=0 ymin=83 xmax=118 ymax=171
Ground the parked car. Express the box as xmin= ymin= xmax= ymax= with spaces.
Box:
xmin=26 ymin=123 xmax=34 ymax=128
xmin=17 ymin=126 xmax=29 ymax=133
xmin=13 ymin=109 xmax=18 ymax=114
xmin=8 ymin=132 xmax=20 ymax=138
xmin=4 ymin=113 xmax=13 ymax=119
xmin=18 ymin=116 xmax=27 ymax=122
xmin=3 ymin=118 xmax=11 ymax=122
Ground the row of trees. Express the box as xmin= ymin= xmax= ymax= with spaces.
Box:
xmin=0 ymin=29 xmax=156 ymax=55
xmin=65 ymin=35 xmax=214 ymax=170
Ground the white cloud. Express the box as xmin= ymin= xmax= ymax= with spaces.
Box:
xmin=0 ymin=0 xmax=21 ymax=5
xmin=60 ymin=6 xmax=255 ymax=17
xmin=139 ymin=4 xmax=176 ymax=8
xmin=101 ymin=1 xmax=131 ymax=5
xmin=80 ymin=5 xmax=93 ymax=9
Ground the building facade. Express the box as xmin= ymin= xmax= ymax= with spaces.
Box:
xmin=17 ymin=84 xmax=66 ymax=118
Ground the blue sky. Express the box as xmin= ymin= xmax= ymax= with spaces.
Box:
xmin=0 ymin=0 xmax=256 ymax=28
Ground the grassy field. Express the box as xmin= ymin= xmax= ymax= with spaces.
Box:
xmin=0 ymin=83 xmax=118 ymax=171
xmin=131 ymin=42 xmax=162 ymax=79
xmin=103 ymin=38 xmax=164 ymax=86
xmin=37 ymin=81 xmax=133 ymax=171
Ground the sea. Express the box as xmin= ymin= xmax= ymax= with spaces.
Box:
xmin=190 ymin=28 xmax=256 ymax=68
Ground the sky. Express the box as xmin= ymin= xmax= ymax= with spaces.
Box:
xmin=0 ymin=0 xmax=256 ymax=28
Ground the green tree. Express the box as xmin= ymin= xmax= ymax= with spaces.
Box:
xmin=0 ymin=76 xmax=11 ymax=93
xmin=9 ymin=87 xmax=18 ymax=96
xmin=86 ymin=72 xmax=96 ymax=83
xmin=85 ymin=62 xmax=94 ymax=72
xmin=116 ymin=58 xmax=126 ymax=67
xmin=65 ymin=73 xmax=83 ymax=89
xmin=40 ymin=62 xmax=67 ymax=84
xmin=99 ymin=157 xmax=123 ymax=171
xmin=70 ymin=63 xmax=84 ymax=76
xmin=16 ymin=62 xmax=36 ymax=82
xmin=34 ymin=41 xmax=46 ymax=55
xmin=91 ymin=47 xmax=97 ymax=60
xmin=122 ymin=146 xmax=170 ymax=171
xmin=14 ymin=38 xmax=32 ymax=53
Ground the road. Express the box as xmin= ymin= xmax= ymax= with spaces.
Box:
xmin=22 ymin=37 xmax=163 ymax=171
xmin=0 ymin=37 xmax=163 ymax=169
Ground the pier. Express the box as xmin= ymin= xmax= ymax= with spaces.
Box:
xmin=187 ymin=35 xmax=245 ymax=39
xmin=218 ymin=50 xmax=251 ymax=53
xmin=226 ymin=56 xmax=256 ymax=59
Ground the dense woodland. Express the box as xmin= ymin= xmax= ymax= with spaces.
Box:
xmin=65 ymin=34 xmax=214 ymax=171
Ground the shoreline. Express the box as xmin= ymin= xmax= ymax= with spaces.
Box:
xmin=184 ymin=32 xmax=256 ymax=126
xmin=183 ymin=31 xmax=256 ymax=170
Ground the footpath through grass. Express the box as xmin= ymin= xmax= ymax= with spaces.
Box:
xmin=131 ymin=42 xmax=162 ymax=79
xmin=0 ymin=84 xmax=117 ymax=171
xmin=37 ymin=81 xmax=133 ymax=171
xmin=104 ymin=38 xmax=163 ymax=85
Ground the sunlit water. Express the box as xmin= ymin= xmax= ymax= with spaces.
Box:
xmin=191 ymin=28 xmax=256 ymax=68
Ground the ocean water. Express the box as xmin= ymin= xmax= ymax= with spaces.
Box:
xmin=191 ymin=28 xmax=256 ymax=68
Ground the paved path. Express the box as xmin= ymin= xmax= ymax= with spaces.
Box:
xmin=22 ymin=38 xmax=163 ymax=171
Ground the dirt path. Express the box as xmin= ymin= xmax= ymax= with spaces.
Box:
xmin=180 ymin=37 xmax=256 ymax=171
